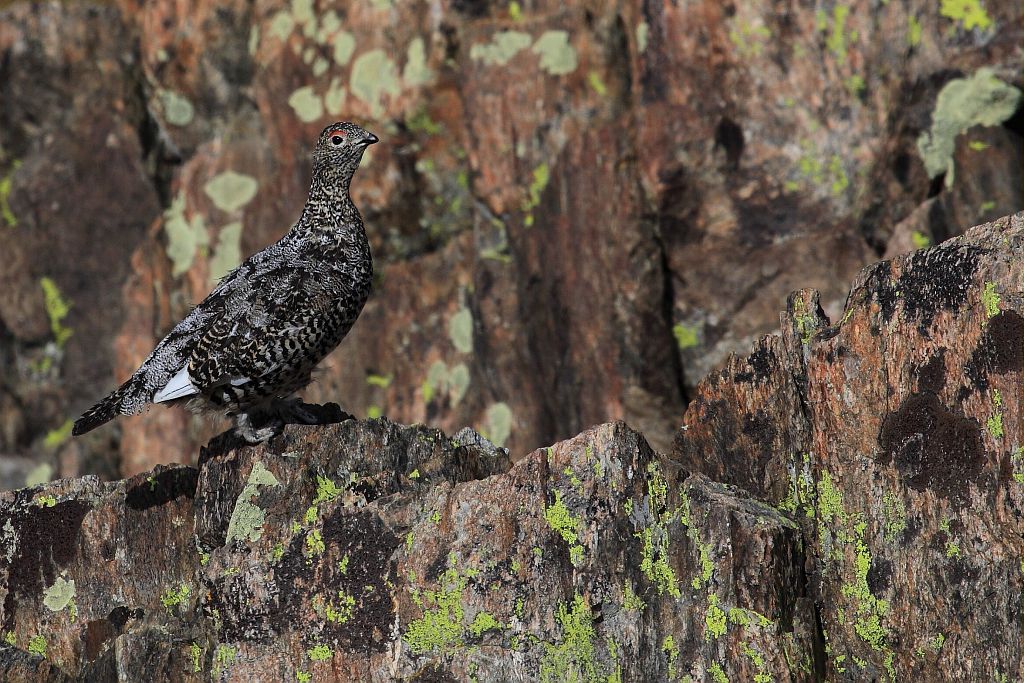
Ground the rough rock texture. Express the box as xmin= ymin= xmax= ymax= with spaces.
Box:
xmin=2 ymin=212 xmax=1024 ymax=681
xmin=1 ymin=0 xmax=1021 ymax=479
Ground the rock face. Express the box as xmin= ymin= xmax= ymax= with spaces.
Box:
xmin=1 ymin=0 xmax=1021 ymax=479
xmin=1 ymin=212 xmax=1023 ymax=681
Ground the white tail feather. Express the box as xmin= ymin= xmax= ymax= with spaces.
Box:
xmin=153 ymin=366 xmax=198 ymax=403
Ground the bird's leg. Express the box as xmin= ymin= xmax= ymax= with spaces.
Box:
xmin=234 ymin=411 xmax=284 ymax=444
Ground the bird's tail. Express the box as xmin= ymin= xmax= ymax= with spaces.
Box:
xmin=72 ymin=381 xmax=134 ymax=436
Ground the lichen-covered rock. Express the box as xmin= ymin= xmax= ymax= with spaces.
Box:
xmin=674 ymin=211 xmax=1024 ymax=680
xmin=0 ymin=417 xmax=817 ymax=681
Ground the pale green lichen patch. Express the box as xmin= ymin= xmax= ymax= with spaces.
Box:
xmin=24 ymin=462 xmax=54 ymax=487
xmin=988 ymin=389 xmax=1004 ymax=439
xmin=43 ymin=576 xmax=75 ymax=612
xmin=0 ymin=160 xmax=21 ymax=227
xmin=907 ymin=15 xmax=923 ymax=46
xmin=636 ymin=21 xmax=649 ymax=52
xmin=331 ymin=31 xmax=356 ymax=65
xmin=911 ymin=230 xmax=931 ymax=250
xmin=40 ymin=277 xmax=73 ymax=347
xmin=225 ymin=461 xmax=280 ymax=544
xmin=917 ymin=68 xmax=1021 ymax=187
xmin=403 ymin=566 xmax=469 ymax=654
xmin=307 ymin=644 xmax=332 ymax=661
xmin=621 ymin=581 xmax=645 ymax=611
xmin=822 ymin=5 xmax=852 ymax=62
xmin=635 ymin=462 xmax=681 ymax=598
xmin=1011 ymin=447 xmax=1024 ymax=484
xmin=288 ymin=86 xmax=323 ymax=123
xmin=940 ymin=0 xmax=992 ymax=30
xmin=531 ymin=30 xmax=578 ymax=76
xmin=481 ymin=402 xmax=513 ymax=447
xmin=708 ymin=662 xmax=728 ymax=683
xmin=189 ymin=642 xmax=202 ymax=672
xmin=673 ymin=323 xmax=698 ymax=350
xmin=213 ymin=644 xmax=237 ymax=674
xmin=468 ymin=610 xmax=501 ymax=636
xmin=545 ymin=490 xmax=584 ymax=566
xmin=156 ymin=89 xmax=194 ymax=127
xmin=268 ymin=11 xmax=295 ymax=41
xmin=27 ymin=635 xmax=46 ymax=658
xmin=881 ymin=493 xmax=906 ymax=542
xmin=209 ymin=222 xmax=243 ymax=284
xmin=448 ymin=308 xmax=473 ymax=353
xmin=469 ymin=30 xmax=532 ymax=66
xmin=161 ymin=583 xmax=191 ymax=613
xmin=704 ymin=593 xmax=727 ymax=640
xmin=164 ymin=191 xmax=209 ymax=276
xmin=522 ymin=162 xmax=550 ymax=226
xmin=403 ymin=37 xmax=433 ymax=86
xmin=350 ymin=50 xmax=401 ymax=116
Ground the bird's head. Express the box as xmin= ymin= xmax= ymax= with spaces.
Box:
xmin=312 ymin=121 xmax=379 ymax=170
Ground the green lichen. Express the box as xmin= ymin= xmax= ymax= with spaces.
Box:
xmin=33 ymin=495 xmax=57 ymax=508
xmin=469 ymin=611 xmax=501 ymax=637
xmin=213 ymin=644 xmax=237 ymax=674
xmin=522 ymin=162 xmax=550 ymax=227
xmin=43 ymin=420 xmax=73 ymax=450
xmin=404 ymin=532 xmax=414 ymax=552
xmin=225 ymin=461 xmax=280 ymax=544
xmin=325 ymin=590 xmax=355 ymax=624
xmin=882 ymin=493 xmax=907 ymax=542
xmin=449 ymin=308 xmax=473 ymax=353
xmin=917 ymin=68 xmax=1021 ymax=187
xmin=470 ymin=30 xmax=533 ymax=66
xmin=289 ymin=85 xmax=324 ymax=123
xmin=204 ymin=171 xmax=258 ymax=214
xmin=350 ymin=49 xmax=401 ymax=116
xmin=0 ymin=160 xmax=21 ymax=227
xmin=636 ymin=21 xmax=649 ymax=52
xmin=272 ymin=543 xmax=285 ymax=562
xmin=705 ymin=593 xmax=727 ymax=640
xmin=531 ymin=30 xmax=578 ymax=76
xmin=1011 ymin=447 xmax=1024 ymax=484
xmin=690 ymin=540 xmax=714 ymax=590
xmin=907 ymin=15 xmax=923 ymax=46
xmin=27 ymin=635 xmax=46 ymax=658
xmin=40 ymin=277 xmax=73 ymax=347
xmin=43 ymin=577 xmax=75 ymax=613
xmin=296 ymin=672 xmax=311 ymax=683
xmin=189 ymin=642 xmax=202 ymax=673
xmin=709 ymin=662 xmax=728 ymax=683
xmin=728 ymin=20 xmax=772 ymax=57
xmin=829 ymin=155 xmax=849 ymax=195
xmin=404 ymin=567 xmax=468 ymax=654
xmin=161 ymin=583 xmax=190 ymax=613
xmin=587 ymin=71 xmax=607 ymax=96
xmin=305 ymin=529 xmax=325 ymax=557
xmin=540 ymin=594 xmax=597 ymax=683
xmin=839 ymin=521 xmax=894 ymax=675
xmin=163 ymin=191 xmax=209 ymax=276
xmin=673 ymin=323 xmax=699 ymax=350
xmin=307 ymin=644 xmax=332 ymax=661
xmin=366 ymin=374 xmax=392 ymax=388
xmin=823 ymin=5 xmax=851 ymax=62
xmin=740 ymin=641 xmax=772 ymax=683
xmin=621 ymin=581 xmax=645 ymax=611
xmin=545 ymin=490 xmax=584 ymax=566
xmin=156 ymin=89 xmax=194 ymax=127
xmin=911 ymin=230 xmax=932 ymax=250
xmin=982 ymin=281 xmax=1001 ymax=318
xmin=940 ymin=0 xmax=992 ymax=30
xmin=313 ymin=476 xmax=342 ymax=505
xmin=929 ymin=633 xmax=945 ymax=650
xmin=662 ymin=635 xmax=680 ymax=680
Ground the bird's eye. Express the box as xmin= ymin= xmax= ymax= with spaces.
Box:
xmin=331 ymin=135 xmax=344 ymax=145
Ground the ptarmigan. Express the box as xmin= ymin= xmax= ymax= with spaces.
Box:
xmin=73 ymin=121 xmax=378 ymax=443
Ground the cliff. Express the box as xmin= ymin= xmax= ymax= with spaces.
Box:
xmin=1 ymin=0 xmax=1021 ymax=479
xmin=1 ymin=212 xmax=1022 ymax=681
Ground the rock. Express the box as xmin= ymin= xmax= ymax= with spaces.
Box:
xmin=2 ymin=0 xmax=1022 ymax=478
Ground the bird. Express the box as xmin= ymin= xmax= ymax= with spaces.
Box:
xmin=73 ymin=121 xmax=378 ymax=443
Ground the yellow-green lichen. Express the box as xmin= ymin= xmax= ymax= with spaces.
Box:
xmin=33 ymin=495 xmax=57 ymax=508
xmin=622 ymin=581 xmax=645 ymax=611
xmin=43 ymin=420 xmax=73 ymax=450
xmin=325 ymin=590 xmax=355 ymax=624
xmin=636 ymin=21 xmax=649 ymax=52
xmin=0 ymin=160 xmax=21 ymax=227
xmin=313 ymin=475 xmax=342 ymax=506
xmin=204 ymin=171 xmax=258 ymax=214
xmin=350 ymin=49 xmax=401 ymax=117
xmin=940 ymin=0 xmax=992 ymax=30
xmin=545 ymin=490 xmax=584 ymax=566
xmin=163 ymin=191 xmax=208 ymax=277
xmin=272 ymin=543 xmax=285 ymax=562
xmin=161 ymin=583 xmax=190 ymax=613
xmin=449 ymin=308 xmax=473 ymax=353
xmin=587 ymin=71 xmax=607 ymax=96
xmin=189 ymin=642 xmax=202 ymax=673
xmin=305 ymin=529 xmax=325 ymax=557
xmin=907 ymin=15 xmax=923 ymax=46
xmin=213 ymin=644 xmax=237 ymax=674
xmin=917 ymin=69 xmax=1021 ymax=187
xmin=705 ymin=593 xmax=727 ymax=640
xmin=881 ymin=493 xmax=907 ymax=542
xmin=296 ymin=672 xmax=311 ymax=683
xmin=470 ymin=30 xmax=532 ymax=66
xmin=531 ymin=30 xmax=577 ymax=76
xmin=307 ymin=644 xmax=331 ymax=661
xmin=673 ymin=323 xmax=699 ymax=350
xmin=988 ymin=389 xmax=1004 ymax=439
xmin=27 ymin=635 xmax=46 ymax=658
xmin=522 ymin=162 xmax=551 ymax=227
xmin=662 ymin=634 xmax=680 ymax=680
xmin=540 ymin=594 xmax=598 ymax=683
xmin=42 ymin=577 xmax=75 ymax=613
xmin=225 ymin=461 xmax=280 ymax=544
xmin=740 ymin=641 xmax=773 ymax=683
xmin=982 ymin=281 xmax=1001 ymax=318
xmin=690 ymin=539 xmax=714 ymax=590
xmin=911 ymin=230 xmax=932 ymax=250
xmin=404 ymin=566 xmax=468 ymax=654
xmin=366 ymin=374 xmax=392 ymax=388
xmin=40 ymin=277 xmax=73 ymax=347
xmin=708 ymin=662 xmax=728 ymax=683
xmin=1011 ymin=447 xmax=1024 ymax=484
xmin=469 ymin=611 xmax=501 ymax=637
xmin=823 ymin=5 xmax=851 ymax=62
xmin=839 ymin=521 xmax=894 ymax=677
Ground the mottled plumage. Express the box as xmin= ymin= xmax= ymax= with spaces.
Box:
xmin=74 ymin=122 xmax=378 ymax=442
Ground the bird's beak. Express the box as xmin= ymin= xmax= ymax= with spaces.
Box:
xmin=363 ymin=132 xmax=379 ymax=146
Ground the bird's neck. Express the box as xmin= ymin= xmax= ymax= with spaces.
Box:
xmin=297 ymin=160 xmax=363 ymax=233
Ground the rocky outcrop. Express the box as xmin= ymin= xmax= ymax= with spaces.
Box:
xmin=2 ymin=212 xmax=1023 ymax=681
xmin=1 ymin=1 xmax=1021 ymax=479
